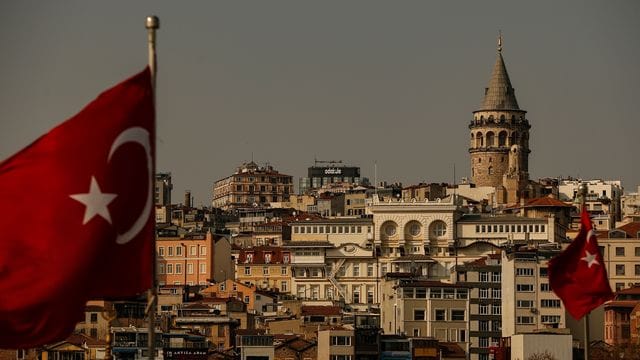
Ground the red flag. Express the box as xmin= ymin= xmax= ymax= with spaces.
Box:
xmin=0 ymin=69 xmax=154 ymax=347
xmin=548 ymin=207 xmax=614 ymax=320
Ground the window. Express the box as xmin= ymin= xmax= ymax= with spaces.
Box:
xmin=443 ymin=289 xmax=455 ymax=299
xmin=435 ymin=309 xmax=446 ymax=321
xmin=158 ymin=247 xmax=165 ymax=256
xmin=244 ymin=296 xmax=250 ymax=303
xmin=541 ymin=315 xmax=561 ymax=324
xmin=367 ymin=264 xmax=374 ymax=277
xmin=492 ymin=288 xmax=501 ymax=299
xmin=244 ymin=267 xmax=251 ymax=275
xmin=430 ymin=289 xmax=442 ymax=299
xmin=492 ymin=304 xmax=501 ymax=315
xmin=616 ymin=264 xmax=625 ymax=276
xmin=517 ymin=300 xmax=534 ymax=308
xmin=479 ymin=320 xmax=489 ymax=331
xmin=200 ymin=247 xmax=206 ymax=256
xmin=166 ymin=264 xmax=173 ymax=274
xmin=330 ymin=336 xmax=351 ymax=346
xmin=414 ymin=309 xmax=426 ymax=321
xmin=479 ymin=304 xmax=489 ymax=315
xmin=451 ymin=309 xmax=465 ymax=321
xmin=480 ymin=288 xmax=489 ymax=299
xmin=636 ymin=264 xmax=640 ymax=276
xmin=352 ymin=265 xmax=360 ymax=277
xmin=517 ymin=316 xmax=534 ymax=324
xmin=479 ymin=337 xmax=489 ymax=348
xmin=616 ymin=247 xmax=625 ymax=256
xmin=281 ymin=281 xmax=288 ymax=292
xmin=516 ymin=268 xmax=534 ymax=276
xmin=90 ymin=313 xmax=98 ymax=323
xmin=413 ymin=328 xmax=420 ymax=337
xmin=480 ymin=272 xmax=489 ymax=282
xmin=330 ymin=356 xmax=352 ymax=360
xmin=190 ymin=246 xmax=197 ymax=256
xmin=263 ymin=266 xmax=269 ymax=275
xmin=176 ymin=246 xmax=182 ymax=256
xmin=187 ymin=263 xmax=193 ymax=274
xmin=634 ymin=247 xmax=640 ymax=257
xmin=541 ymin=283 xmax=550 ymax=292
xmin=541 ymin=299 xmax=561 ymax=308
xmin=219 ymin=282 xmax=226 ymax=291
xmin=175 ymin=264 xmax=182 ymax=274
xmin=431 ymin=221 xmax=446 ymax=237
xmin=281 ymin=267 xmax=287 ymax=275
xmin=200 ymin=263 xmax=206 ymax=274
xmin=517 ymin=284 xmax=534 ymax=292
xmin=456 ymin=289 xmax=468 ymax=299
xmin=168 ymin=247 xmax=173 ymax=256
xmin=415 ymin=288 xmax=427 ymax=298
xmin=539 ymin=267 xmax=548 ymax=277
xmin=492 ymin=272 xmax=501 ymax=282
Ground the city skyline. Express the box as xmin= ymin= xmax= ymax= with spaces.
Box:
xmin=1 ymin=1 xmax=638 ymax=205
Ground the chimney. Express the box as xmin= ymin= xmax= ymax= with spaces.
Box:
xmin=185 ymin=190 xmax=191 ymax=208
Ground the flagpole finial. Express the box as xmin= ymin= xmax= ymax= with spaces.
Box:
xmin=146 ymin=16 xmax=159 ymax=30
xmin=497 ymin=30 xmax=503 ymax=52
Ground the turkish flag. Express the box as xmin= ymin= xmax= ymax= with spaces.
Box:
xmin=548 ymin=207 xmax=614 ymax=320
xmin=0 ymin=69 xmax=154 ymax=347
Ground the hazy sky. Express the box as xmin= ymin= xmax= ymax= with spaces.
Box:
xmin=1 ymin=1 xmax=638 ymax=205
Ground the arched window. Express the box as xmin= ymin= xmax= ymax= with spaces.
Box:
xmin=498 ymin=131 xmax=508 ymax=146
xmin=476 ymin=132 xmax=484 ymax=147
xmin=486 ymin=132 xmax=495 ymax=147
xmin=488 ymin=166 xmax=493 ymax=175
xmin=429 ymin=221 xmax=447 ymax=239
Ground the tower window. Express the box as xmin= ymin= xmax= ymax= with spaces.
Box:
xmin=489 ymin=157 xmax=492 ymax=163
xmin=478 ymin=158 xmax=481 ymax=163
xmin=488 ymin=166 xmax=493 ymax=175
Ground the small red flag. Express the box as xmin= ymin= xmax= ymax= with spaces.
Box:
xmin=548 ymin=207 xmax=614 ymax=320
xmin=0 ymin=69 xmax=154 ymax=347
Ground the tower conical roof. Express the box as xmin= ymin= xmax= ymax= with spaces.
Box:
xmin=479 ymin=50 xmax=520 ymax=111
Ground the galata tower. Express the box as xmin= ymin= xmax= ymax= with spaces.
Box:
xmin=469 ymin=35 xmax=530 ymax=188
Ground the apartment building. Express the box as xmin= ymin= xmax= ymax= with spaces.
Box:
xmin=453 ymin=254 xmax=502 ymax=360
xmin=286 ymin=218 xmax=378 ymax=306
xmin=597 ymin=222 xmax=640 ymax=291
xmin=380 ymin=275 xmax=469 ymax=348
xmin=156 ymin=231 xmax=216 ymax=286
xmin=317 ymin=328 xmax=354 ymax=360
xmin=213 ymin=161 xmax=293 ymax=210
xmin=501 ymin=248 xmax=566 ymax=338
xmin=235 ymin=246 xmax=292 ymax=294
xmin=558 ymin=179 xmax=623 ymax=225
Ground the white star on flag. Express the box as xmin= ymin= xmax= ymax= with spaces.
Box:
xmin=70 ymin=176 xmax=118 ymax=224
xmin=581 ymin=250 xmax=599 ymax=268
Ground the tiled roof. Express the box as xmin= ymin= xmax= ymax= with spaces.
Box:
xmin=478 ymin=51 xmax=520 ymax=111
xmin=617 ymin=222 xmax=640 ymax=238
xmin=300 ymin=305 xmax=342 ymax=316
xmin=605 ymin=300 xmax=639 ymax=309
xmin=615 ymin=286 xmax=640 ymax=296
xmin=523 ymin=197 xmax=573 ymax=208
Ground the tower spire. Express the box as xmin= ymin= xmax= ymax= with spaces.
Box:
xmin=480 ymin=32 xmax=519 ymax=111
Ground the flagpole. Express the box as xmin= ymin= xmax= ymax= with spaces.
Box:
xmin=145 ymin=15 xmax=159 ymax=360
xmin=578 ymin=182 xmax=590 ymax=360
